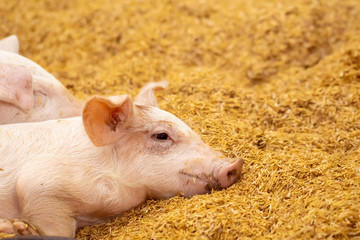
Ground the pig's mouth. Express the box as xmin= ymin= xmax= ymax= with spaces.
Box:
xmin=179 ymin=171 xmax=222 ymax=191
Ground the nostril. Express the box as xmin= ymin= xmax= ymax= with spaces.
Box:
xmin=227 ymin=169 xmax=238 ymax=179
xmin=205 ymin=183 xmax=212 ymax=191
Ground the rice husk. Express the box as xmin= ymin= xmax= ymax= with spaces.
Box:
xmin=0 ymin=0 xmax=359 ymax=239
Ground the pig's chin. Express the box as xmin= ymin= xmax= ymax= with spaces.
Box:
xmin=178 ymin=171 xmax=221 ymax=197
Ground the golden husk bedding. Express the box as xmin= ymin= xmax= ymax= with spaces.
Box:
xmin=0 ymin=0 xmax=360 ymax=239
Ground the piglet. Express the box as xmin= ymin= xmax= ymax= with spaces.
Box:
xmin=0 ymin=35 xmax=83 ymax=124
xmin=0 ymin=81 xmax=243 ymax=237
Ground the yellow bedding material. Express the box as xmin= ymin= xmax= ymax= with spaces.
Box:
xmin=0 ymin=0 xmax=359 ymax=239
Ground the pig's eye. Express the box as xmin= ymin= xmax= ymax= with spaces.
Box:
xmin=152 ymin=132 xmax=169 ymax=140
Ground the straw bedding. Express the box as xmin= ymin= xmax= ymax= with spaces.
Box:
xmin=0 ymin=0 xmax=359 ymax=239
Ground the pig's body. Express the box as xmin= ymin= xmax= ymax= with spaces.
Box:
xmin=0 ymin=118 xmax=146 ymax=235
xmin=0 ymin=82 xmax=243 ymax=237
xmin=0 ymin=41 xmax=83 ymax=124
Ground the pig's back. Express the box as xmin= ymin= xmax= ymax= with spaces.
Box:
xmin=0 ymin=117 xmax=90 ymax=163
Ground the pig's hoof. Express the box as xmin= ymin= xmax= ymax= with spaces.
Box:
xmin=0 ymin=218 xmax=39 ymax=235
xmin=0 ymin=218 xmax=15 ymax=235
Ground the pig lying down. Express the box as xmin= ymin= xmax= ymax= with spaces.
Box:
xmin=0 ymin=35 xmax=83 ymax=124
xmin=0 ymin=82 xmax=243 ymax=237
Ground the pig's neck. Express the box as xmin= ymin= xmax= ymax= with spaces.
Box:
xmin=75 ymin=146 xmax=149 ymax=226
xmin=51 ymin=118 xmax=149 ymax=226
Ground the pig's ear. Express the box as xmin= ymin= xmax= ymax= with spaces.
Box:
xmin=83 ymin=95 xmax=133 ymax=147
xmin=0 ymin=35 xmax=19 ymax=53
xmin=134 ymin=81 xmax=168 ymax=108
xmin=0 ymin=63 xmax=34 ymax=111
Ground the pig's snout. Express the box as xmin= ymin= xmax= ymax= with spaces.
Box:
xmin=217 ymin=159 xmax=244 ymax=188
xmin=179 ymin=158 xmax=244 ymax=196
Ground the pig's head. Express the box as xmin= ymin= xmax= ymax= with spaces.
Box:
xmin=82 ymin=82 xmax=243 ymax=198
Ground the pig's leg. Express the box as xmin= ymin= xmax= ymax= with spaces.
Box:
xmin=0 ymin=218 xmax=17 ymax=235
xmin=16 ymin=173 xmax=77 ymax=237
xmin=19 ymin=200 xmax=76 ymax=237
xmin=0 ymin=218 xmax=39 ymax=235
